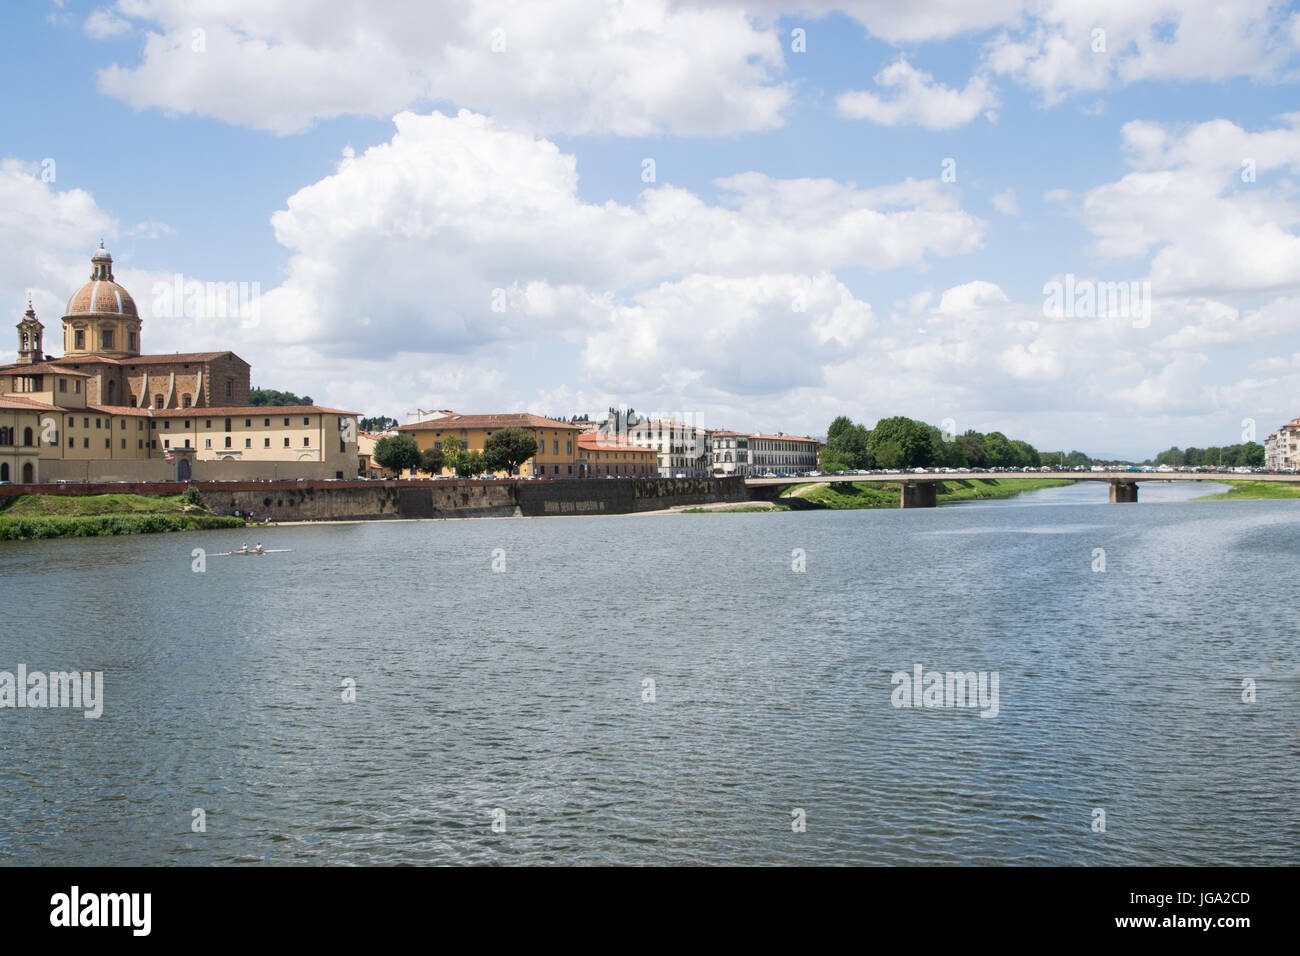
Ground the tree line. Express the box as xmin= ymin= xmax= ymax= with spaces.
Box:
xmin=823 ymin=415 xmax=1049 ymax=470
xmin=1151 ymin=444 xmax=1265 ymax=468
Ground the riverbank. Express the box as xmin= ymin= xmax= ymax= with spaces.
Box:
xmin=786 ymin=477 xmax=1076 ymax=509
xmin=1194 ymin=481 xmax=1300 ymax=501
xmin=0 ymin=492 xmax=245 ymax=541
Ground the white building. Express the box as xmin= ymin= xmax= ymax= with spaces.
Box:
xmin=711 ymin=431 xmax=821 ymax=476
xmin=604 ymin=416 xmax=711 ymax=477
xmin=1265 ymin=419 xmax=1300 ymax=470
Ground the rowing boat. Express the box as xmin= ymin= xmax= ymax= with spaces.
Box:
xmin=214 ymin=549 xmax=294 ymax=556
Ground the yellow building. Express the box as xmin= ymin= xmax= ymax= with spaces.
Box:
xmin=0 ymin=395 xmax=47 ymax=483
xmin=577 ymin=433 xmax=659 ymax=477
xmin=397 ymin=413 xmax=583 ymax=477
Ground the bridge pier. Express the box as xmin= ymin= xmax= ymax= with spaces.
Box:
xmin=900 ymin=482 xmax=937 ymax=508
xmin=1108 ymin=480 xmax=1138 ymax=503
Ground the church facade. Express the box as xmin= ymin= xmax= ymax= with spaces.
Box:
xmin=0 ymin=246 xmax=358 ymax=483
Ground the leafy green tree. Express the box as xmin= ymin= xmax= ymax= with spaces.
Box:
xmin=373 ymin=434 xmax=421 ymax=474
xmin=869 ymin=416 xmax=933 ymax=467
xmin=360 ymin=416 xmax=398 ymax=432
xmin=874 ymin=440 xmax=905 ymax=469
xmin=480 ymin=446 xmax=508 ymax=474
xmin=451 ymin=450 xmax=484 ymax=477
xmin=441 ymin=435 xmax=462 ymax=458
xmin=483 ymin=427 xmax=538 ymax=473
xmin=419 ymin=446 xmax=446 ymax=475
xmin=250 ymin=388 xmax=312 ymax=406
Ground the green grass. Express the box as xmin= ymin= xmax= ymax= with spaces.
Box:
xmin=789 ymin=477 xmax=1076 ymax=510
xmin=0 ymin=492 xmax=195 ymax=517
xmin=0 ymin=491 xmax=244 ymax=540
xmin=1194 ymin=481 xmax=1300 ymax=501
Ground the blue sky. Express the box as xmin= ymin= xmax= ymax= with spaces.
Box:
xmin=4 ymin=1 xmax=1300 ymax=458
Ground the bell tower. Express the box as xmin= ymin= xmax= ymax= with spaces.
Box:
xmin=16 ymin=297 xmax=43 ymax=365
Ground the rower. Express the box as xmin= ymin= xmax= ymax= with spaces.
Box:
xmin=238 ymin=543 xmax=248 ymax=553
xmin=254 ymin=543 xmax=264 ymax=554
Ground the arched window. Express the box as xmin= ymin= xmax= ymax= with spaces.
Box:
xmin=107 ymin=380 xmax=117 ymax=404
xmin=181 ymin=394 xmax=192 ymax=408
xmin=154 ymin=394 xmax=164 ymax=409
xmin=0 ymin=427 xmax=10 ymax=445
xmin=0 ymin=463 xmax=8 ymax=482
xmin=21 ymin=462 xmax=33 ymax=483
xmin=22 ymin=427 xmax=34 ymax=446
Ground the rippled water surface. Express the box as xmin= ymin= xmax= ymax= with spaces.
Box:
xmin=2 ymin=481 xmax=1298 ymax=865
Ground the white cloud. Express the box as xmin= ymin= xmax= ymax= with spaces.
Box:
xmin=991 ymin=188 xmax=1019 ymax=216
xmin=84 ymin=8 xmax=130 ymax=38
xmin=1076 ymin=116 xmax=1300 ymax=297
xmin=837 ymin=58 xmax=997 ymax=129
xmin=93 ymin=0 xmax=790 ymax=136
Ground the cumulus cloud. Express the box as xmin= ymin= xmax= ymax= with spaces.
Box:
xmin=836 ymin=58 xmax=997 ymax=129
xmin=1075 ymin=116 xmax=1300 ymax=297
xmin=257 ymin=109 xmax=984 ymax=361
xmin=93 ymin=0 xmax=789 ymax=136
xmin=991 ymin=188 xmax=1019 ymax=215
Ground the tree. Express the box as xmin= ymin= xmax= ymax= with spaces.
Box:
xmin=441 ymin=435 xmax=462 ymax=458
xmin=418 ymin=446 xmax=446 ymax=475
xmin=874 ymin=440 xmax=905 ymax=469
xmin=250 ymin=388 xmax=312 ymax=406
xmin=869 ymin=416 xmax=933 ymax=468
xmin=373 ymin=434 xmax=421 ymax=474
xmin=483 ymin=427 xmax=538 ymax=473
xmin=360 ymin=416 xmax=398 ymax=432
xmin=451 ymin=450 xmax=483 ymax=477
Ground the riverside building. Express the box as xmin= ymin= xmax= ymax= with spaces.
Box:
xmin=0 ymin=246 xmax=359 ymax=482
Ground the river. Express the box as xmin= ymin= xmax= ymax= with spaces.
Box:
xmin=2 ymin=480 xmax=1297 ymax=864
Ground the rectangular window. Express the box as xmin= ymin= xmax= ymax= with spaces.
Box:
xmin=137 ymin=440 xmax=143 ymax=450
xmin=205 ymin=419 xmax=212 ymax=428
xmin=204 ymin=439 xmax=211 ymax=449
xmin=264 ymin=438 xmax=270 ymax=448
xmin=224 ymin=437 xmax=232 ymax=449
xmin=225 ymin=380 xmax=232 ymax=397
xmin=567 ymin=440 xmax=572 ymax=455
xmin=224 ymin=418 xmax=232 ymax=431
xmin=245 ymin=418 xmax=251 ymax=427
xmin=163 ymin=421 xmax=170 ymax=430
xmin=102 ymin=329 xmax=114 ymax=349
xmin=264 ymin=418 xmax=270 ymax=427
xmin=74 ymin=330 xmax=85 ymax=349
xmin=164 ymin=439 xmax=170 ymax=449
xmin=304 ymin=437 xmax=310 ymax=447
xmin=283 ymin=418 xmax=290 ymax=426
xmin=303 ymin=417 xmax=310 ymax=426
xmin=284 ymin=438 xmax=290 ymax=448
xmin=120 ymin=419 xmax=125 ymax=429
xmin=83 ymin=418 xmax=89 ymax=428
xmin=184 ymin=420 xmax=190 ymax=429
xmin=105 ymin=439 xmax=110 ymax=450
xmin=75 ymin=379 xmax=81 ymax=394
xmin=82 ymin=438 xmax=89 ymax=449
xmin=95 ymin=418 xmax=101 ymax=429
xmin=59 ymin=378 xmax=66 ymax=393
xmin=553 ymin=440 xmax=559 ymax=454
xmin=339 ymin=438 xmax=346 ymax=453
xmin=184 ymin=439 xmax=190 ymax=449
xmin=68 ymin=437 xmax=73 ymax=448
xmin=244 ymin=438 xmax=251 ymax=448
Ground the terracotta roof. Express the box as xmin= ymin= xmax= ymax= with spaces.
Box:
xmin=398 ymin=413 xmax=582 ymax=432
xmin=47 ymin=351 xmax=244 ymax=367
xmin=65 ymin=279 xmax=138 ymax=317
xmin=578 ymin=434 xmax=659 ymax=452
xmin=148 ymin=405 xmax=358 ymax=417
xmin=0 ymin=395 xmax=60 ymax=411
xmin=0 ymin=363 xmax=92 ymax=376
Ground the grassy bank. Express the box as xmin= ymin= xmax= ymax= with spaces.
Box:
xmin=0 ymin=492 xmax=244 ymax=541
xmin=788 ymin=477 xmax=1076 ymax=510
xmin=1194 ymin=481 xmax=1300 ymax=501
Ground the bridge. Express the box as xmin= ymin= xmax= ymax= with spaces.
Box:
xmin=744 ymin=471 xmax=1295 ymax=507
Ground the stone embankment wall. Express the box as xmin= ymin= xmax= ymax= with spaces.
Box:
xmin=0 ymin=477 xmax=747 ymax=521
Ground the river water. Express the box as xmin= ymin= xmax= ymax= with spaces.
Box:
xmin=2 ymin=480 xmax=1297 ymax=865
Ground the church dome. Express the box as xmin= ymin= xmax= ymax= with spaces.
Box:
xmin=64 ymin=243 xmax=138 ymax=318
